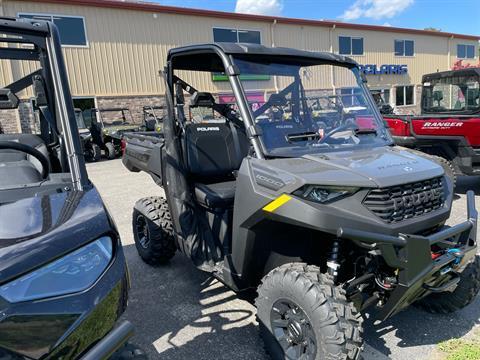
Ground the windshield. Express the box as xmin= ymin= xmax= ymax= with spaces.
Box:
xmin=422 ymin=73 xmax=480 ymax=113
xmin=100 ymin=110 xmax=134 ymax=127
xmin=75 ymin=110 xmax=87 ymax=129
xmin=232 ymin=58 xmax=391 ymax=157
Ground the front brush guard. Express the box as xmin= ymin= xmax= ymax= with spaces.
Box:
xmin=338 ymin=190 xmax=477 ymax=320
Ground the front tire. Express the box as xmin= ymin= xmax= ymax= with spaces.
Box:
xmin=132 ymin=197 xmax=176 ymax=265
xmin=427 ymin=155 xmax=457 ymax=188
xmin=416 ymin=255 xmax=480 ymax=314
xmin=90 ymin=143 xmax=101 ymax=162
xmin=256 ymin=263 xmax=363 ymax=360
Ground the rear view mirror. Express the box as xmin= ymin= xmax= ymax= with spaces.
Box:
xmin=0 ymin=88 xmax=19 ymax=109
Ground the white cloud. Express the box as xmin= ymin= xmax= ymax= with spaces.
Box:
xmin=340 ymin=0 xmax=414 ymax=21
xmin=235 ymin=0 xmax=284 ymax=16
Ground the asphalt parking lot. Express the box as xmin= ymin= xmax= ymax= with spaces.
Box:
xmin=87 ymin=159 xmax=480 ymax=360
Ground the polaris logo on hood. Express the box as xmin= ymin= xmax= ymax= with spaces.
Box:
xmin=197 ymin=127 xmax=220 ymax=132
xmin=377 ymin=160 xmax=419 ymax=171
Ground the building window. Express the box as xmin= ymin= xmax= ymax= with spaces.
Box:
xmin=18 ymin=13 xmax=87 ymax=46
xmin=396 ymin=85 xmax=415 ymax=106
xmin=339 ymin=88 xmax=363 ymax=107
xmin=370 ymin=88 xmax=391 ymax=105
xmin=213 ymin=28 xmax=261 ymax=44
xmin=457 ymin=44 xmax=475 ymax=59
xmin=339 ymin=36 xmax=364 ymax=55
xmin=394 ymin=40 xmax=414 ymax=56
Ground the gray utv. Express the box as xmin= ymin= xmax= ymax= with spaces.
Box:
xmin=123 ymin=43 xmax=479 ymax=359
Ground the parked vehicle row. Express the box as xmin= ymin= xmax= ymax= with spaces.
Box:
xmin=72 ymin=105 xmax=165 ymax=162
xmin=2 ymin=16 xmax=479 ymax=360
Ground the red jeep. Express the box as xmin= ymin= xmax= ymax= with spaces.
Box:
xmin=384 ymin=67 xmax=480 ymax=179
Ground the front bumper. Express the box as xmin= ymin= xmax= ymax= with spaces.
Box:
xmin=338 ymin=190 xmax=478 ymax=320
xmin=80 ymin=320 xmax=134 ymax=360
xmin=391 ymin=135 xmax=417 ymax=147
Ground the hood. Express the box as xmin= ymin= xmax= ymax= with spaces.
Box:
xmin=0 ymin=186 xmax=114 ymax=283
xmin=264 ymin=146 xmax=443 ymax=188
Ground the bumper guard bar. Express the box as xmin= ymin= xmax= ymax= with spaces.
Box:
xmin=337 ymin=190 xmax=477 ymax=320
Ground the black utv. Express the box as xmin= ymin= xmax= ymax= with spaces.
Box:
xmin=75 ymin=108 xmax=101 ymax=162
xmin=123 ymin=43 xmax=479 ymax=360
xmin=90 ymin=107 xmax=140 ymax=159
xmin=0 ymin=18 xmax=140 ymax=360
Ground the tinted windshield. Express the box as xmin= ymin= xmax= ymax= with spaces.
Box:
xmin=422 ymin=73 xmax=480 ymax=113
xmin=233 ymin=58 xmax=390 ymax=157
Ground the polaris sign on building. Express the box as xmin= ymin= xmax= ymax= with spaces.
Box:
xmin=359 ymin=64 xmax=408 ymax=75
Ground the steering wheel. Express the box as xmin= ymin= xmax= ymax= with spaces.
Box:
xmin=0 ymin=141 xmax=50 ymax=179
xmin=318 ymin=121 xmax=357 ymax=144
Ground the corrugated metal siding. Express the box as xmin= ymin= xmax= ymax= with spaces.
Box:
xmin=1 ymin=0 xmax=478 ymax=98
xmin=2 ymin=1 xmax=276 ymax=96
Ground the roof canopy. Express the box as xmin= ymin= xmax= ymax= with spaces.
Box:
xmin=168 ymin=43 xmax=358 ymax=73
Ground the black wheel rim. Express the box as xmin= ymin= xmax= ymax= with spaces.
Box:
xmin=270 ymin=299 xmax=316 ymax=360
xmin=135 ymin=215 xmax=150 ymax=249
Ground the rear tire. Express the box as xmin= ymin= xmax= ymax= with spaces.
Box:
xmin=132 ymin=197 xmax=176 ymax=265
xmin=256 ymin=263 xmax=363 ymax=360
xmin=105 ymin=142 xmax=116 ymax=160
xmin=416 ymin=255 xmax=480 ymax=314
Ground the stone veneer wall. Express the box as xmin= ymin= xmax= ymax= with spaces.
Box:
xmin=0 ymin=95 xmax=166 ymax=134
xmin=0 ymin=100 xmax=38 ymax=134
xmin=0 ymin=108 xmax=19 ymax=134
xmin=96 ymin=95 xmax=165 ymax=124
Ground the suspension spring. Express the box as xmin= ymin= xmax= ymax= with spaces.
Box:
xmin=327 ymin=239 xmax=341 ymax=281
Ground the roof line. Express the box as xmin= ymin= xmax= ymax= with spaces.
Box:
xmin=19 ymin=0 xmax=480 ymax=41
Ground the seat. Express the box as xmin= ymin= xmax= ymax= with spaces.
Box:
xmin=0 ymin=134 xmax=50 ymax=174
xmin=183 ymin=121 xmax=249 ymax=209
xmin=194 ymin=181 xmax=236 ymax=208
xmin=0 ymin=161 xmax=43 ymax=187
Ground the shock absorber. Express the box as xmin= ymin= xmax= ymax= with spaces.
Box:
xmin=327 ymin=239 xmax=341 ymax=281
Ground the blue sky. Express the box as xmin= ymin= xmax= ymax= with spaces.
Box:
xmin=153 ymin=0 xmax=479 ymax=36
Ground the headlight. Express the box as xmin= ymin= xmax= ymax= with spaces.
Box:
xmin=0 ymin=237 xmax=112 ymax=303
xmin=294 ymin=185 xmax=359 ymax=204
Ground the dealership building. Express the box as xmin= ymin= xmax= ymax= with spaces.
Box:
xmin=0 ymin=0 xmax=479 ymax=134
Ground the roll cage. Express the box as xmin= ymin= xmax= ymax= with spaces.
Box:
xmin=164 ymin=42 xmax=385 ymax=159
xmin=91 ymin=107 xmax=135 ymax=127
xmin=421 ymin=68 xmax=480 ymax=115
xmin=0 ymin=17 xmax=87 ymax=190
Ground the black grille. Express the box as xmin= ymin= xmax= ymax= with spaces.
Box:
xmin=363 ymin=177 xmax=445 ymax=223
